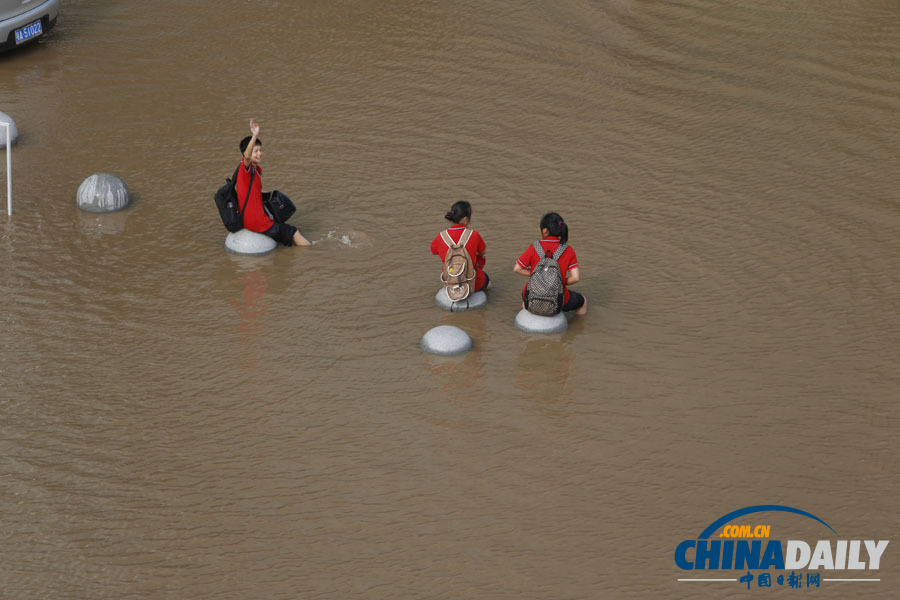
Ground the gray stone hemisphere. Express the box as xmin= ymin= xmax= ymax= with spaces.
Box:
xmin=434 ymin=289 xmax=488 ymax=312
xmin=225 ymin=229 xmax=277 ymax=256
xmin=514 ymin=308 xmax=568 ymax=333
xmin=76 ymin=173 xmax=131 ymax=212
xmin=0 ymin=111 xmax=17 ymax=146
xmin=421 ymin=325 xmax=473 ymax=355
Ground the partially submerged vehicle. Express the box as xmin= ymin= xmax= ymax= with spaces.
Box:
xmin=0 ymin=0 xmax=59 ymax=53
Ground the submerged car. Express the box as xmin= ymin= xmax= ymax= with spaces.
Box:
xmin=0 ymin=0 xmax=59 ymax=52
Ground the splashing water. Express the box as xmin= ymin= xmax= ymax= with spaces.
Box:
xmin=313 ymin=230 xmax=356 ymax=247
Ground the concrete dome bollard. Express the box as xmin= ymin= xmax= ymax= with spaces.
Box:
xmin=420 ymin=325 xmax=473 ymax=355
xmin=76 ymin=173 xmax=130 ymax=212
xmin=0 ymin=112 xmax=17 ymax=146
xmin=225 ymin=229 xmax=277 ymax=256
xmin=514 ymin=308 xmax=568 ymax=334
xmin=434 ymin=289 xmax=487 ymax=312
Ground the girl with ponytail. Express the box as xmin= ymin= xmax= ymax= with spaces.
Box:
xmin=513 ymin=212 xmax=587 ymax=315
xmin=430 ymin=201 xmax=491 ymax=294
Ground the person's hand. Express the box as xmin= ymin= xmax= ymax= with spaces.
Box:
xmin=249 ymin=118 xmax=260 ymax=137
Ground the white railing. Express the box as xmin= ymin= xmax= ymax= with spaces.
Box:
xmin=0 ymin=122 xmax=10 ymax=216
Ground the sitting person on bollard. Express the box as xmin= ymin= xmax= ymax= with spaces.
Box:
xmin=237 ymin=118 xmax=311 ymax=247
xmin=430 ymin=201 xmax=490 ymax=300
xmin=513 ymin=212 xmax=587 ymax=315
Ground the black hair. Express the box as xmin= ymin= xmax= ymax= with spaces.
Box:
xmin=540 ymin=212 xmax=568 ymax=244
xmin=239 ymin=135 xmax=263 ymax=153
xmin=444 ymin=201 xmax=472 ymax=224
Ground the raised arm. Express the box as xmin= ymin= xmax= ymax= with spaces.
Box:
xmin=242 ymin=119 xmax=260 ymax=167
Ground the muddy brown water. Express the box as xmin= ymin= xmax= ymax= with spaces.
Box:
xmin=1 ymin=1 xmax=898 ymax=598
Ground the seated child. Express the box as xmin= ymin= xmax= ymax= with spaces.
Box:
xmin=430 ymin=201 xmax=490 ymax=295
xmin=513 ymin=212 xmax=587 ymax=315
xmin=236 ymin=118 xmax=311 ymax=247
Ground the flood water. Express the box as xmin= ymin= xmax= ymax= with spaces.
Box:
xmin=1 ymin=1 xmax=899 ymax=598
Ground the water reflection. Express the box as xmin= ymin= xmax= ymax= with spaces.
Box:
xmin=227 ymin=266 xmax=272 ymax=392
xmin=515 ymin=334 xmax=575 ymax=401
xmin=422 ymin=308 xmax=488 ymax=393
xmin=75 ymin=207 xmax=129 ymax=237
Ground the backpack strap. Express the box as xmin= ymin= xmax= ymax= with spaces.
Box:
xmin=442 ymin=228 xmax=473 ymax=249
xmin=238 ymin=167 xmax=256 ymax=218
xmin=533 ymin=240 xmax=544 ymax=257
xmin=551 ymin=242 xmax=568 ymax=261
xmin=440 ymin=230 xmax=456 ymax=248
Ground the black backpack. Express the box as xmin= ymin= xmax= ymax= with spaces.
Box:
xmin=263 ymin=190 xmax=296 ymax=223
xmin=214 ymin=165 xmax=255 ymax=232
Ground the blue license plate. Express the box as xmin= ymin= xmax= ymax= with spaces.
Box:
xmin=14 ymin=20 xmax=43 ymax=45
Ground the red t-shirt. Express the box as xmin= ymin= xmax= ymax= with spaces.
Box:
xmin=516 ymin=237 xmax=579 ymax=303
xmin=430 ymin=226 xmax=487 ymax=292
xmin=235 ymin=161 xmax=273 ymax=233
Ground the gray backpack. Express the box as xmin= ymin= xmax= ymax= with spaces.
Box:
xmin=524 ymin=241 xmax=567 ymax=315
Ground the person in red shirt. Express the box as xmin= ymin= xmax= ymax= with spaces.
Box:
xmin=236 ymin=119 xmax=310 ymax=247
xmin=513 ymin=212 xmax=587 ymax=315
xmin=430 ymin=201 xmax=490 ymax=294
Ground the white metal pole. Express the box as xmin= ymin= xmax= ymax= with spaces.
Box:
xmin=1 ymin=122 xmax=9 ymax=216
